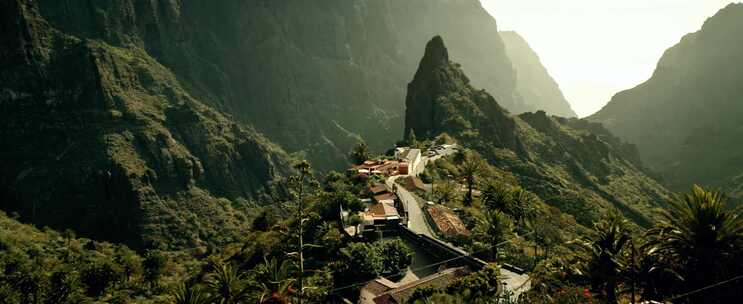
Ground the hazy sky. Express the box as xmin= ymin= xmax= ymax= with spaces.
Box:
xmin=480 ymin=0 xmax=738 ymax=117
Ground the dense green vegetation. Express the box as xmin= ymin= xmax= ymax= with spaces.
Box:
xmin=419 ymin=148 xmax=582 ymax=267
xmin=1 ymin=0 xmax=292 ymax=250
xmin=0 ymin=210 xmax=190 ymax=303
xmin=406 ymin=154 xmax=743 ymax=303
xmin=526 ymin=185 xmax=743 ymax=304
xmin=0 ymin=158 xmax=511 ymax=303
xmin=3 ymin=1 xmax=743 ymax=304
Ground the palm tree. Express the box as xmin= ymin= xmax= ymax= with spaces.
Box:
xmin=482 ymin=209 xmax=511 ymax=261
xmin=350 ymin=140 xmax=370 ymax=165
xmin=207 ymin=261 xmax=249 ymax=304
xmin=255 ymin=257 xmax=296 ymax=304
xmin=173 ymin=283 xmax=211 ymax=304
xmin=644 ymin=185 xmax=743 ymax=302
xmin=434 ymin=177 xmax=458 ymax=204
xmin=482 ymin=181 xmax=513 ymax=212
xmin=460 ymin=153 xmax=483 ymax=206
xmin=509 ymin=187 xmax=534 ymax=226
xmin=576 ymin=213 xmax=631 ymax=304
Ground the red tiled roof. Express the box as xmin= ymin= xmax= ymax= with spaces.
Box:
xmin=368 ymin=203 xmax=398 ymax=217
xmin=370 ymin=184 xmax=388 ymax=194
xmin=427 ymin=205 xmax=470 ymax=237
xmin=374 ymin=192 xmax=397 ymax=202
xmin=405 ymin=176 xmax=427 ymax=191
xmin=368 ymin=267 xmax=471 ymax=304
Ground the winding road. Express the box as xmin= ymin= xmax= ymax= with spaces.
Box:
xmin=387 ymin=145 xmax=531 ymax=298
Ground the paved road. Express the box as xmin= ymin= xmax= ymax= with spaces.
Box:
xmin=386 ymin=175 xmax=435 ymax=238
xmin=399 ymin=183 xmax=436 ymax=238
xmin=501 ymin=268 xmax=531 ymax=299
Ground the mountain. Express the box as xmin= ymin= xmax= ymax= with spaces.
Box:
xmin=20 ymin=0 xmax=545 ymax=170
xmin=500 ymin=31 xmax=577 ymax=118
xmin=0 ymin=0 xmax=292 ymax=250
xmin=589 ymin=3 xmax=743 ymax=194
xmin=405 ymin=36 xmax=672 ymax=227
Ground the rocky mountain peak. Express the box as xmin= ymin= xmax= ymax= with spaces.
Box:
xmin=421 ymin=35 xmax=450 ymax=68
xmin=403 ymin=37 xmax=672 ymax=228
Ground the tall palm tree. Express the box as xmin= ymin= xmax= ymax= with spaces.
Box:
xmin=207 ymin=261 xmax=249 ymax=304
xmin=509 ymin=187 xmax=534 ymax=226
xmin=576 ymin=213 xmax=631 ymax=304
xmin=173 ymin=283 xmax=211 ymax=304
xmin=460 ymin=153 xmax=483 ymax=206
xmin=482 ymin=181 xmax=513 ymax=212
xmin=482 ymin=209 xmax=511 ymax=261
xmin=350 ymin=140 xmax=370 ymax=165
xmin=644 ymin=185 xmax=743 ymax=302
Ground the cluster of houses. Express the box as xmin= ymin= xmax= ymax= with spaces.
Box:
xmin=341 ymin=183 xmax=408 ymax=238
xmin=348 ymin=147 xmax=422 ymax=177
xmin=341 ymin=143 xmax=488 ymax=303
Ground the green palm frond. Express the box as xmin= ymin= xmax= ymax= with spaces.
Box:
xmin=172 ymin=283 xmax=211 ymax=304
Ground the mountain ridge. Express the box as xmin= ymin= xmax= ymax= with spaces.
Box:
xmin=500 ymin=31 xmax=577 ymax=118
xmin=589 ymin=3 xmax=743 ymax=194
xmin=405 ymin=36 xmax=672 ymax=228
xmin=0 ymin=0 xmax=292 ymax=250
xmin=27 ymin=0 xmax=569 ymax=170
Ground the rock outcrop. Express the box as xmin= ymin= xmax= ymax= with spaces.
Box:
xmin=500 ymin=31 xmax=577 ymax=118
xmin=589 ymin=3 xmax=743 ymax=194
xmin=0 ymin=0 xmax=291 ymax=250
xmin=405 ymin=36 xmax=672 ymax=227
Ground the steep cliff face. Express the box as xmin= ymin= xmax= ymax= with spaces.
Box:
xmin=500 ymin=31 xmax=577 ymax=118
xmin=406 ymin=36 xmax=672 ymax=227
xmin=589 ymin=4 xmax=743 ymax=193
xmin=0 ymin=0 xmax=291 ymax=250
xmin=30 ymin=0 xmax=530 ymax=170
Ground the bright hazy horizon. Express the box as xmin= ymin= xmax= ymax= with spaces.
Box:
xmin=481 ymin=0 xmax=738 ymax=117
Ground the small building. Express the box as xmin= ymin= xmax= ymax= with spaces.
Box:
xmin=426 ymin=205 xmax=470 ymax=238
xmin=373 ymin=192 xmax=397 ymax=203
xmin=359 ymin=267 xmax=472 ymax=304
xmin=395 ymin=148 xmax=422 ymax=175
xmin=351 ymin=160 xmax=403 ymax=177
xmin=368 ymin=201 xmax=401 ymax=225
xmin=370 ymin=184 xmax=389 ymax=196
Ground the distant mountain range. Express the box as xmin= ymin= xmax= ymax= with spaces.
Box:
xmin=500 ymin=31 xmax=577 ymax=118
xmin=405 ymin=36 xmax=671 ymax=228
xmin=589 ymin=3 xmax=743 ymax=197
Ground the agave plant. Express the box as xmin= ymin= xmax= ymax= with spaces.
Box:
xmin=255 ymin=257 xmax=296 ymax=304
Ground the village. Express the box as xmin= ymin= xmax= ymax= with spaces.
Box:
xmin=339 ymin=144 xmax=530 ymax=304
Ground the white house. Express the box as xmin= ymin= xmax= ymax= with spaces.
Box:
xmin=395 ymin=147 xmax=422 ymax=175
